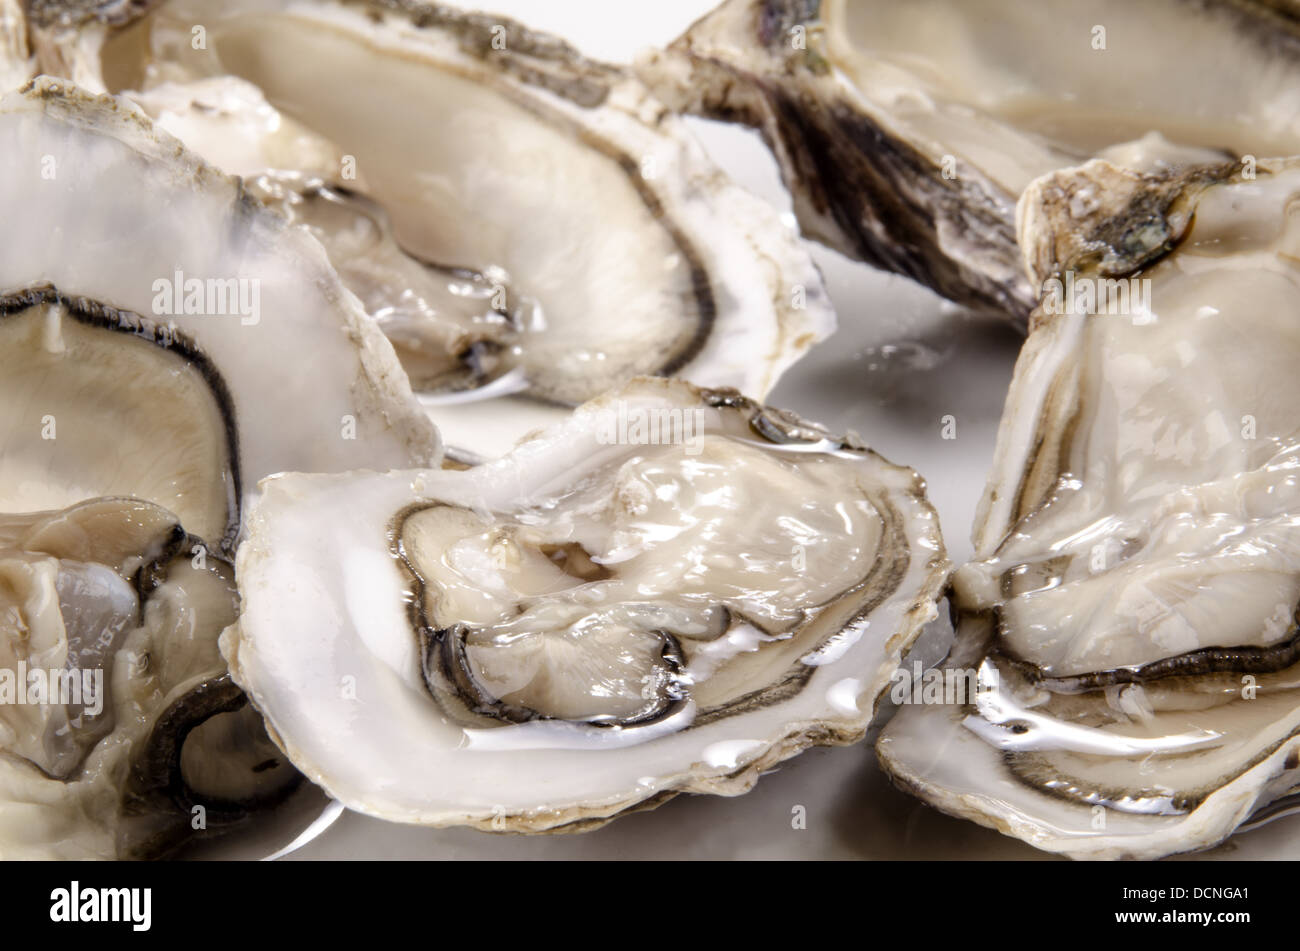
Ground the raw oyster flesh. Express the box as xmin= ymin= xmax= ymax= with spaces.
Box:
xmin=878 ymin=158 xmax=1300 ymax=860
xmin=228 ymin=379 xmax=947 ymax=831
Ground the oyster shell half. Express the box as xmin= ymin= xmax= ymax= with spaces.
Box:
xmin=0 ymin=78 xmax=437 ymax=540
xmin=878 ymin=158 xmax=1300 ymax=859
xmin=640 ymin=0 xmax=1300 ymax=320
xmin=228 ymin=379 xmax=946 ymax=831
xmin=80 ymin=0 xmax=834 ymax=442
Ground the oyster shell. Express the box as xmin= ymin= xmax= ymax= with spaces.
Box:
xmin=76 ymin=0 xmax=834 ymax=450
xmin=0 ymin=0 xmax=33 ymax=90
xmin=21 ymin=0 xmax=163 ymax=93
xmin=639 ymin=0 xmax=1300 ymax=320
xmin=0 ymin=77 xmax=436 ymax=856
xmin=878 ymin=158 xmax=1300 ymax=859
xmin=228 ymin=378 xmax=946 ymax=831
xmin=0 ymin=79 xmax=437 ymax=529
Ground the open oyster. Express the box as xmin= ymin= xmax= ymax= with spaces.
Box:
xmin=0 ymin=499 xmax=298 ymax=858
xmin=64 ymin=0 xmax=834 ymax=451
xmin=639 ymin=0 xmax=1300 ymax=320
xmin=878 ymin=158 xmax=1300 ymax=859
xmin=229 ymin=379 xmax=946 ymax=831
xmin=0 ymin=78 xmax=436 ymax=521
xmin=0 ymin=78 xmax=435 ymax=856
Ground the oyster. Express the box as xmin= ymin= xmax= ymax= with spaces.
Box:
xmin=104 ymin=75 xmax=537 ymax=398
xmin=0 ymin=498 xmax=296 ymax=858
xmin=228 ymin=379 xmax=946 ymax=830
xmin=0 ymin=78 xmax=436 ymax=535
xmin=639 ymin=0 xmax=1300 ymax=320
xmin=0 ymin=77 xmax=436 ymax=856
xmin=878 ymin=158 xmax=1300 ymax=859
xmin=74 ymin=0 xmax=834 ymax=443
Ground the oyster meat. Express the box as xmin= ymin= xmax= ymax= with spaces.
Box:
xmin=878 ymin=158 xmax=1300 ymax=859
xmin=228 ymin=379 xmax=946 ymax=831
xmin=639 ymin=0 xmax=1300 ymax=320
